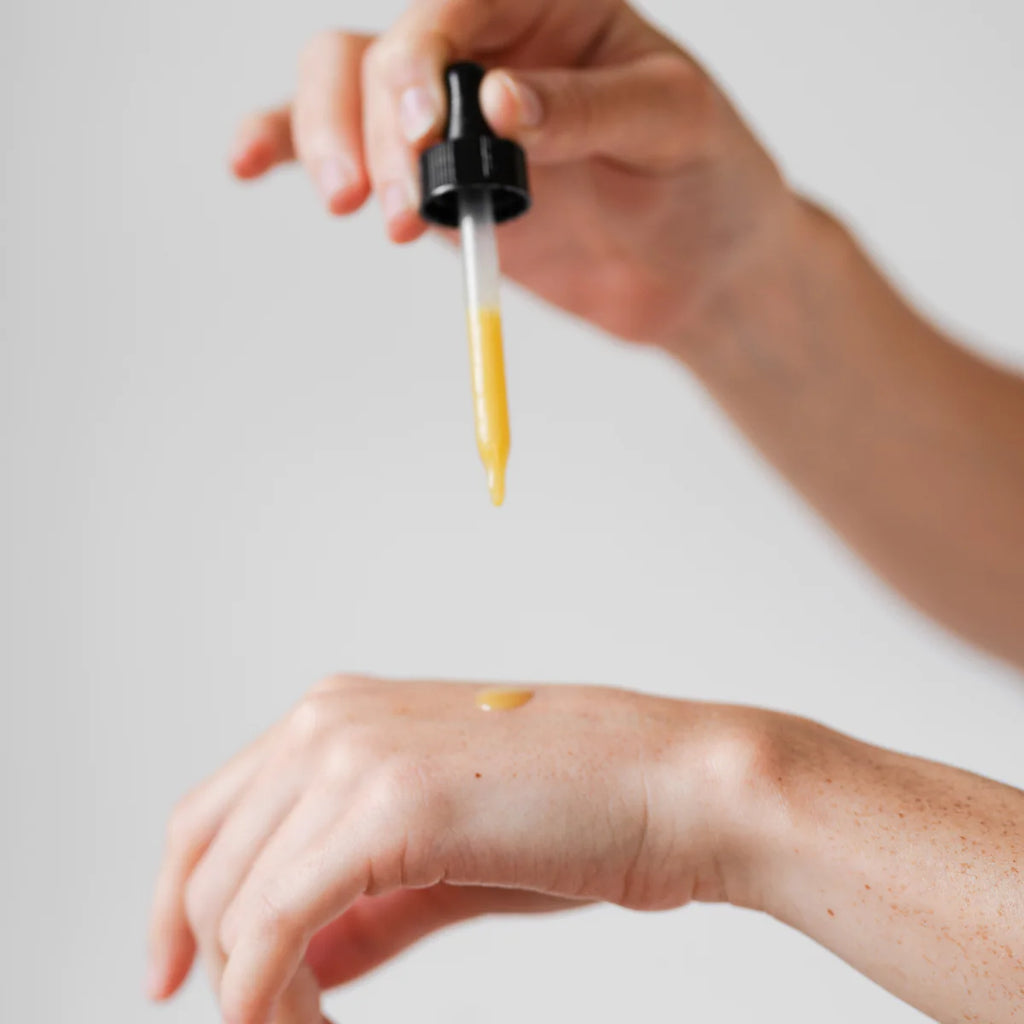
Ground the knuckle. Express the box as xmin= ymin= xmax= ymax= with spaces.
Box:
xmin=217 ymin=907 xmax=237 ymax=953
xmin=253 ymin=887 xmax=303 ymax=948
xmin=371 ymin=755 xmax=434 ymax=820
xmin=286 ymin=693 xmax=333 ymax=747
xmin=652 ymin=52 xmax=699 ymax=97
xmin=217 ymin=897 xmax=246 ymax=953
xmin=362 ymin=33 xmax=423 ymax=89
xmin=321 ymin=731 xmax=361 ymax=780
xmin=565 ymin=76 xmax=597 ymax=142
xmin=298 ymin=29 xmax=346 ymax=73
xmin=222 ymin=887 xmax=302 ymax=961
xmin=362 ymin=36 xmax=391 ymax=79
xmin=309 ymin=672 xmax=366 ymax=697
xmin=321 ymin=720 xmax=394 ymax=782
xmin=657 ymin=56 xmax=716 ymax=159
xmin=183 ymin=872 xmax=216 ymax=936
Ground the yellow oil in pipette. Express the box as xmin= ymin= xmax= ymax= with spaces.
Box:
xmin=458 ymin=186 xmax=511 ymax=505
xmin=467 ymin=307 xmax=510 ymax=505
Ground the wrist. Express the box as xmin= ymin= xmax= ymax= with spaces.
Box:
xmin=665 ymin=195 xmax=855 ymax=373
xmin=678 ymin=705 xmax=837 ymax=915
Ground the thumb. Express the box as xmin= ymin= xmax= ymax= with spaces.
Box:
xmin=480 ymin=53 xmax=714 ymax=170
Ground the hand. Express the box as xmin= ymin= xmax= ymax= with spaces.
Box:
xmin=230 ymin=0 xmax=795 ymax=350
xmin=146 ymin=677 xmax=760 ymax=1024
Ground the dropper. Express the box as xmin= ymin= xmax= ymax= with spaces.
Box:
xmin=420 ymin=63 xmax=531 ymax=505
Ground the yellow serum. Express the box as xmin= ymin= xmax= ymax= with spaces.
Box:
xmin=467 ymin=307 xmax=510 ymax=506
xmin=475 ymin=687 xmax=534 ymax=712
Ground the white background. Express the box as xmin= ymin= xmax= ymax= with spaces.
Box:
xmin=1 ymin=1 xmax=1022 ymax=1021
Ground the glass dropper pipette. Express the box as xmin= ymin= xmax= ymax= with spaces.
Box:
xmin=459 ymin=186 xmax=508 ymax=504
xmin=419 ymin=62 xmax=531 ymax=506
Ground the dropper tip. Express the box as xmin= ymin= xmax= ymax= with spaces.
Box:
xmin=487 ymin=464 xmax=506 ymax=507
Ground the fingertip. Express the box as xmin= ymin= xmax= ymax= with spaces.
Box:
xmin=145 ymin=933 xmax=195 ymax=1002
xmin=481 ymin=70 xmax=543 ymax=137
xmin=480 ymin=71 xmax=517 ymax=134
xmin=314 ymin=156 xmax=370 ymax=216
xmin=377 ymin=180 xmax=426 ymax=243
xmin=325 ymin=178 xmax=371 ymax=217
xmin=230 ymin=141 xmax=274 ymax=181
xmin=145 ymin=971 xmax=175 ymax=1003
xmin=398 ymin=84 xmax=444 ymax=147
xmin=145 ymin=962 xmax=167 ymax=1002
xmin=386 ymin=210 xmax=428 ymax=245
xmin=143 ymin=950 xmax=183 ymax=999
xmin=230 ymin=107 xmax=295 ymax=180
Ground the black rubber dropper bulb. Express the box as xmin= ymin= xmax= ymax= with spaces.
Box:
xmin=419 ymin=62 xmax=531 ymax=227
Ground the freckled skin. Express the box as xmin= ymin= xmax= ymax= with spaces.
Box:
xmin=149 ymin=681 xmax=1024 ymax=1024
xmin=212 ymin=3 xmax=1024 ymax=1016
xmin=738 ymin=717 xmax=1024 ymax=1024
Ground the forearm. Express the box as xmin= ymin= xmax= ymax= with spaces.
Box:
xmin=680 ymin=200 xmax=1024 ymax=667
xmin=730 ymin=715 xmax=1024 ymax=1022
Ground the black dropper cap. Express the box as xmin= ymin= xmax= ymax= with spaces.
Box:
xmin=419 ymin=62 xmax=531 ymax=228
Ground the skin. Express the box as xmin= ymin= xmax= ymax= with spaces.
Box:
xmin=228 ymin=0 xmax=1024 ymax=668
xmin=147 ymin=679 xmax=1024 ymax=1024
xmin=147 ymin=1 xmax=1024 ymax=1021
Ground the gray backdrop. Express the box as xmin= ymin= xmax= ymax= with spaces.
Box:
xmin=2 ymin=0 xmax=1022 ymax=1021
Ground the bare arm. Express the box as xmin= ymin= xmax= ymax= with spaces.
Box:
xmin=735 ymin=711 xmax=1024 ymax=1022
xmin=229 ymin=3 xmax=1024 ymax=668
xmin=147 ymin=679 xmax=1024 ymax=1024
xmin=683 ymin=201 xmax=1024 ymax=668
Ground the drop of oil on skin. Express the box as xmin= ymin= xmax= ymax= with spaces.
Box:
xmin=475 ymin=688 xmax=534 ymax=712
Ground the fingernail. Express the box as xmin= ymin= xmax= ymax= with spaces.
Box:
xmin=316 ymin=156 xmax=357 ymax=204
xmin=399 ymin=85 xmax=439 ymax=143
xmin=506 ymin=75 xmax=543 ymax=128
xmin=381 ymin=181 xmax=414 ymax=223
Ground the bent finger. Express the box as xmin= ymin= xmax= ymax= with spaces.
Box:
xmin=231 ymin=106 xmax=295 ymax=180
xmin=361 ymin=27 xmax=450 ymax=242
xmin=183 ymin=756 xmax=307 ymax=1004
xmin=218 ymin=807 xmax=389 ymax=1024
xmin=147 ymin=726 xmax=277 ymax=1000
xmin=293 ymin=31 xmax=374 ymax=215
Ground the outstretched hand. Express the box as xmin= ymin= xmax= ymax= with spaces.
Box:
xmin=147 ymin=678 xmax=748 ymax=1024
